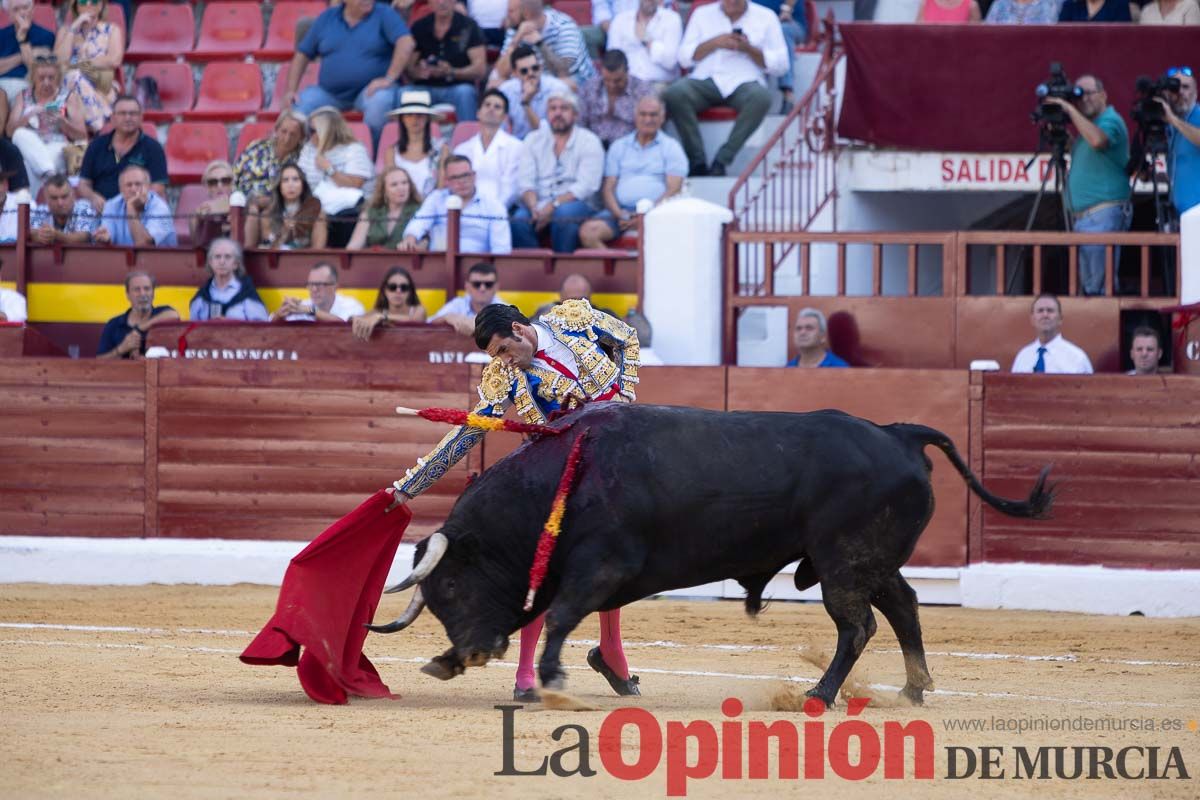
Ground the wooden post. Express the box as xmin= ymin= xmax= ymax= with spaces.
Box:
xmin=967 ymin=369 xmax=985 ymax=563
xmin=144 ymin=358 xmax=160 ymax=538
xmin=445 ymin=203 xmax=462 ymax=302
xmin=15 ymin=201 xmax=28 ymax=295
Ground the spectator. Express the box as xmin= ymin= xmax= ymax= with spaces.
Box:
xmin=918 ymin=0 xmax=983 ymax=21
xmin=77 ymin=95 xmax=168 ymax=211
xmin=244 ymin=163 xmax=329 ymax=250
xmin=786 ymin=308 xmax=848 ymax=367
xmin=31 ymin=172 xmax=98 ymax=244
xmin=283 ymin=0 xmax=415 ymax=150
xmin=350 ymin=265 xmax=427 ymax=340
xmin=495 ymin=0 xmax=596 ymax=85
xmin=407 ymin=0 xmax=488 ymax=122
xmin=0 ymin=166 xmax=18 ymax=241
xmin=298 ymin=106 xmax=373 ymax=246
xmin=1058 ymin=0 xmax=1131 ymax=20
xmin=54 ymin=0 xmax=123 ymax=134
xmin=578 ymin=49 xmax=655 ymax=148
xmin=384 ymin=91 xmax=449 ymax=196
xmin=1042 ymin=75 xmax=1130 ymax=296
xmin=511 ymin=91 xmax=603 ymax=252
xmin=579 ymin=95 xmax=685 ymax=248
xmin=583 ymin=0 xmax=640 ymax=55
xmin=429 ymin=260 xmax=505 ymax=335
xmin=96 ymin=270 xmax=180 ymax=359
xmin=273 ymin=261 xmax=366 ymax=321
xmin=347 ymin=165 xmax=422 ymax=250
xmin=453 ymin=88 xmax=522 ymax=207
xmin=498 ymin=44 xmax=569 ymax=139
xmin=1128 ymin=326 xmax=1163 ymax=375
xmin=533 ymin=272 xmax=621 ymax=318
xmin=1011 ymin=294 xmax=1093 ymax=374
xmin=751 ymin=0 xmax=808 ymax=113
xmin=0 ymin=0 xmax=55 ymax=103
xmin=0 ymin=133 xmax=27 ymax=192
xmin=606 ymin=0 xmax=683 ymax=87
xmin=1159 ymin=67 xmax=1200 ymax=221
xmin=234 ymin=110 xmax=307 ymax=207
xmin=190 ymin=160 xmax=236 ymax=250
xmin=1139 ymin=0 xmax=1200 ymax=23
xmin=7 ymin=55 xmax=87 ymax=199
xmin=189 ymin=238 xmax=269 ymax=321
xmin=665 ymin=0 xmax=788 ymax=177
xmin=984 ymin=0 xmax=1061 ymax=22
xmin=470 ymin=0 xmax=510 ymax=46
xmin=93 ymin=164 xmax=177 ymax=247
xmin=401 ymin=154 xmax=512 ymax=253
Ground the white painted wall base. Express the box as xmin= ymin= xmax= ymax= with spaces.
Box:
xmin=2 ymin=537 xmax=1197 ymax=617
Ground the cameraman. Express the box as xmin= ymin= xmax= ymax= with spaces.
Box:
xmin=1156 ymin=67 xmax=1200 ymax=222
xmin=1043 ymin=75 xmax=1131 ymax=296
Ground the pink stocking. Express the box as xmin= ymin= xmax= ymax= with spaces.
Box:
xmin=597 ymin=609 xmax=630 ymax=679
xmin=514 ymin=613 xmax=544 ymax=691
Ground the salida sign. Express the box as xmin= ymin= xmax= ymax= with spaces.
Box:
xmin=939 ymin=157 xmax=1056 ymax=186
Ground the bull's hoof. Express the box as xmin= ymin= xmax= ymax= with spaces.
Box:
xmin=587 ymin=647 xmax=641 ymax=697
xmin=899 ymin=685 xmax=926 ymax=706
xmin=420 ymin=656 xmax=464 ymax=681
xmin=512 ymin=684 xmax=540 ymax=703
xmin=803 ymin=688 xmax=835 ymax=710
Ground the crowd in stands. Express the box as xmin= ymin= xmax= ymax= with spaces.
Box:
xmin=867 ymin=0 xmax=1200 ymax=23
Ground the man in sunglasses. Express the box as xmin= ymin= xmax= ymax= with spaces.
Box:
xmin=429 ymin=261 xmax=505 ymax=335
xmin=1156 ymin=66 xmax=1200 ymax=225
xmin=497 ymin=44 xmax=568 ymax=139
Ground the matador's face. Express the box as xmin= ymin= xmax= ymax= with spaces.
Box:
xmin=485 ymin=323 xmax=537 ymax=370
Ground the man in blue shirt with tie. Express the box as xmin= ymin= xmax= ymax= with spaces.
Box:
xmin=1011 ymin=294 xmax=1093 ymax=374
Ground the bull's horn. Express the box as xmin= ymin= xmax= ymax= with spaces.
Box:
xmin=385 ymin=532 xmax=448 ymax=594
xmin=365 ymin=587 xmax=425 ymax=633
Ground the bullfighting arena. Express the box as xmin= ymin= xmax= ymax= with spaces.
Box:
xmin=3 ymin=583 xmax=1198 ymax=798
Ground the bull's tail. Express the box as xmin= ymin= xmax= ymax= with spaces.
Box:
xmin=893 ymin=423 xmax=1055 ymax=519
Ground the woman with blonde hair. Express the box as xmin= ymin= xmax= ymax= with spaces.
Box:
xmin=235 ymin=110 xmax=308 ymax=206
xmin=244 ymin=163 xmax=328 ymax=250
xmin=297 ymin=105 xmax=373 ymax=247
xmin=7 ymin=56 xmax=87 ymax=197
xmin=54 ymin=0 xmax=124 ymax=133
xmin=346 ymin=165 xmax=422 ymax=250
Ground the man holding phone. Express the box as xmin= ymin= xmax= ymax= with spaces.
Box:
xmin=407 ymin=0 xmax=489 ymax=122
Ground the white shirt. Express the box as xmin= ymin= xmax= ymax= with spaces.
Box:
xmin=591 ymin=0 xmax=640 ymax=26
xmin=454 ymin=129 xmax=522 ymax=208
xmin=607 ymin=7 xmax=683 ymax=83
xmin=469 ymin=0 xmax=508 ymax=28
xmin=0 ymin=193 xmax=20 ymax=242
xmin=284 ymin=293 xmax=366 ymax=322
xmin=0 ymin=286 xmax=27 ymax=322
xmin=298 ymin=141 xmax=375 ymax=212
xmin=430 ymin=292 xmax=506 ymax=322
xmin=1011 ymin=334 xmax=1094 ymax=374
xmin=530 ymin=321 xmax=583 ymax=384
xmin=393 ymin=151 xmax=438 ymax=198
xmin=678 ymin=2 xmax=789 ymax=98
xmin=402 ymin=188 xmax=513 ymax=254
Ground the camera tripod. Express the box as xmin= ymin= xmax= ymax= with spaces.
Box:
xmin=1008 ymin=129 xmax=1071 ymax=295
xmin=1132 ymin=134 xmax=1176 ymax=295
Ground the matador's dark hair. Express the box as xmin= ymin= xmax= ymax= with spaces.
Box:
xmin=474 ymin=304 xmax=531 ymax=351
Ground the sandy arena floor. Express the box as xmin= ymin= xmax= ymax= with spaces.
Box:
xmin=1 ymin=584 xmax=1198 ymax=799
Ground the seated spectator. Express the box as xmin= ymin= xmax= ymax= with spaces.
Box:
xmin=384 ymin=91 xmax=449 ymax=197
xmin=0 ymin=0 xmax=55 ymax=104
xmin=511 ymin=90 xmax=604 ymax=252
xmin=55 ymin=0 xmax=124 ymax=134
xmin=347 ymin=165 xmax=422 ymax=250
xmin=1139 ymin=0 xmax=1200 ymax=22
xmin=1011 ymin=294 xmax=1093 ymax=374
xmin=7 ymin=55 xmax=87 ymax=199
xmin=497 ymin=44 xmax=569 ymax=139
xmin=78 ymin=95 xmax=168 ymax=211
xmin=189 ymin=237 xmax=269 ymax=321
xmin=1128 ymin=326 xmax=1163 ymax=375
xmin=495 ymin=0 xmax=596 ymax=86
xmin=234 ymin=110 xmax=307 ymax=209
xmin=918 ymin=0 xmax=982 ymax=20
xmin=430 ymin=260 xmax=504 ymax=335
xmin=665 ymin=0 xmax=788 ymax=177
xmin=283 ymin=0 xmax=415 ymax=151
xmin=401 ymin=154 xmax=512 ymax=253
xmin=1058 ymin=0 xmax=1131 ymax=20
xmin=786 ymin=308 xmax=848 ymax=368
xmin=578 ymin=49 xmax=655 ymax=148
xmin=0 ymin=134 xmax=28 ymax=193
xmin=190 ymin=160 xmax=236 ymax=250
xmin=245 ymin=163 xmax=329 ymax=250
xmin=453 ymin=88 xmax=522 ymax=208
xmin=533 ymin=272 xmax=620 ymax=318
xmin=0 ymin=167 xmax=22 ymax=242
xmin=582 ymin=0 xmax=638 ymax=56
xmin=31 ymin=173 xmax=99 ymax=244
xmin=579 ymin=95 xmax=685 ymax=248
xmin=984 ymin=0 xmax=1061 ymax=22
xmin=96 ymin=270 xmax=180 ymax=359
xmin=752 ymin=0 xmax=808 ymax=113
xmin=470 ymin=0 xmax=510 ymax=45
xmin=297 ymin=106 xmax=373 ymax=246
xmin=350 ymin=265 xmax=427 ymax=340
xmin=407 ymin=0 xmax=488 ymax=123
xmin=93 ymin=165 xmax=176 ymax=247
xmin=606 ymin=0 xmax=683 ymax=87
xmin=272 ymin=261 xmax=366 ymax=322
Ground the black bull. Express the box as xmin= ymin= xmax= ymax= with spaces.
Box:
xmin=372 ymin=403 xmax=1053 ymax=706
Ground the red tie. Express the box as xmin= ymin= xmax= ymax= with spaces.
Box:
xmin=535 ymin=349 xmax=578 ymax=381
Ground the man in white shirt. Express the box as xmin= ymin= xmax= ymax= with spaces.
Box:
xmin=400 ymin=155 xmax=513 ymax=254
xmin=453 ymin=89 xmax=522 ymax=208
xmin=273 ymin=262 xmax=366 ymax=322
xmin=606 ymin=0 xmax=683 ymax=85
xmin=430 ymin=261 xmax=506 ymax=335
xmin=0 ymin=168 xmax=23 ymax=243
xmin=663 ymin=0 xmax=788 ymax=176
xmin=1011 ymin=294 xmax=1094 ymax=375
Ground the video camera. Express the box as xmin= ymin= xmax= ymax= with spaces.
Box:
xmin=1032 ymin=62 xmax=1082 ymax=129
xmin=1130 ymin=74 xmax=1180 ymax=142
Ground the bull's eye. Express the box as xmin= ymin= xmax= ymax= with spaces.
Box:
xmin=443 ymin=578 xmax=456 ymax=599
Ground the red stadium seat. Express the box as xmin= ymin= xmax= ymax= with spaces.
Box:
xmin=261 ymin=60 xmax=318 ymax=119
xmin=698 ymin=107 xmax=738 ymax=122
xmin=375 ymin=122 xmax=442 ymax=169
xmin=134 ymin=62 xmax=194 ymax=122
xmin=192 ymin=2 xmax=263 ymax=61
xmin=448 ymin=121 xmax=480 ymax=150
xmin=551 ymin=0 xmax=591 ymax=26
xmin=235 ymin=121 xmax=275 ymax=158
xmin=166 ymin=122 xmax=230 ymax=184
xmin=409 ymin=1 xmax=434 ymax=24
xmin=257 ymin=1 xmax=325 ymax=60
xmin=348 ymin=121 xmax=372 ymax=152
xmin=125 ymin=3 xmax=195 ymax=61
xmin=173 ymin=183 xmax=209 ymax=247
xmin=186 ymin=62 xmax=264 ymax=121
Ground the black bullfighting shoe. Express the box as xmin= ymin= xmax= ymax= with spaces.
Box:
xmin=587 ymin=647 xmax=641 ymax=696
xmin=512 ymin=684 xmax=540 ymax=703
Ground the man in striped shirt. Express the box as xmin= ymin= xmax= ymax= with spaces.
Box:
xmin=494 ymin=0 xmax=596 ymax=87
